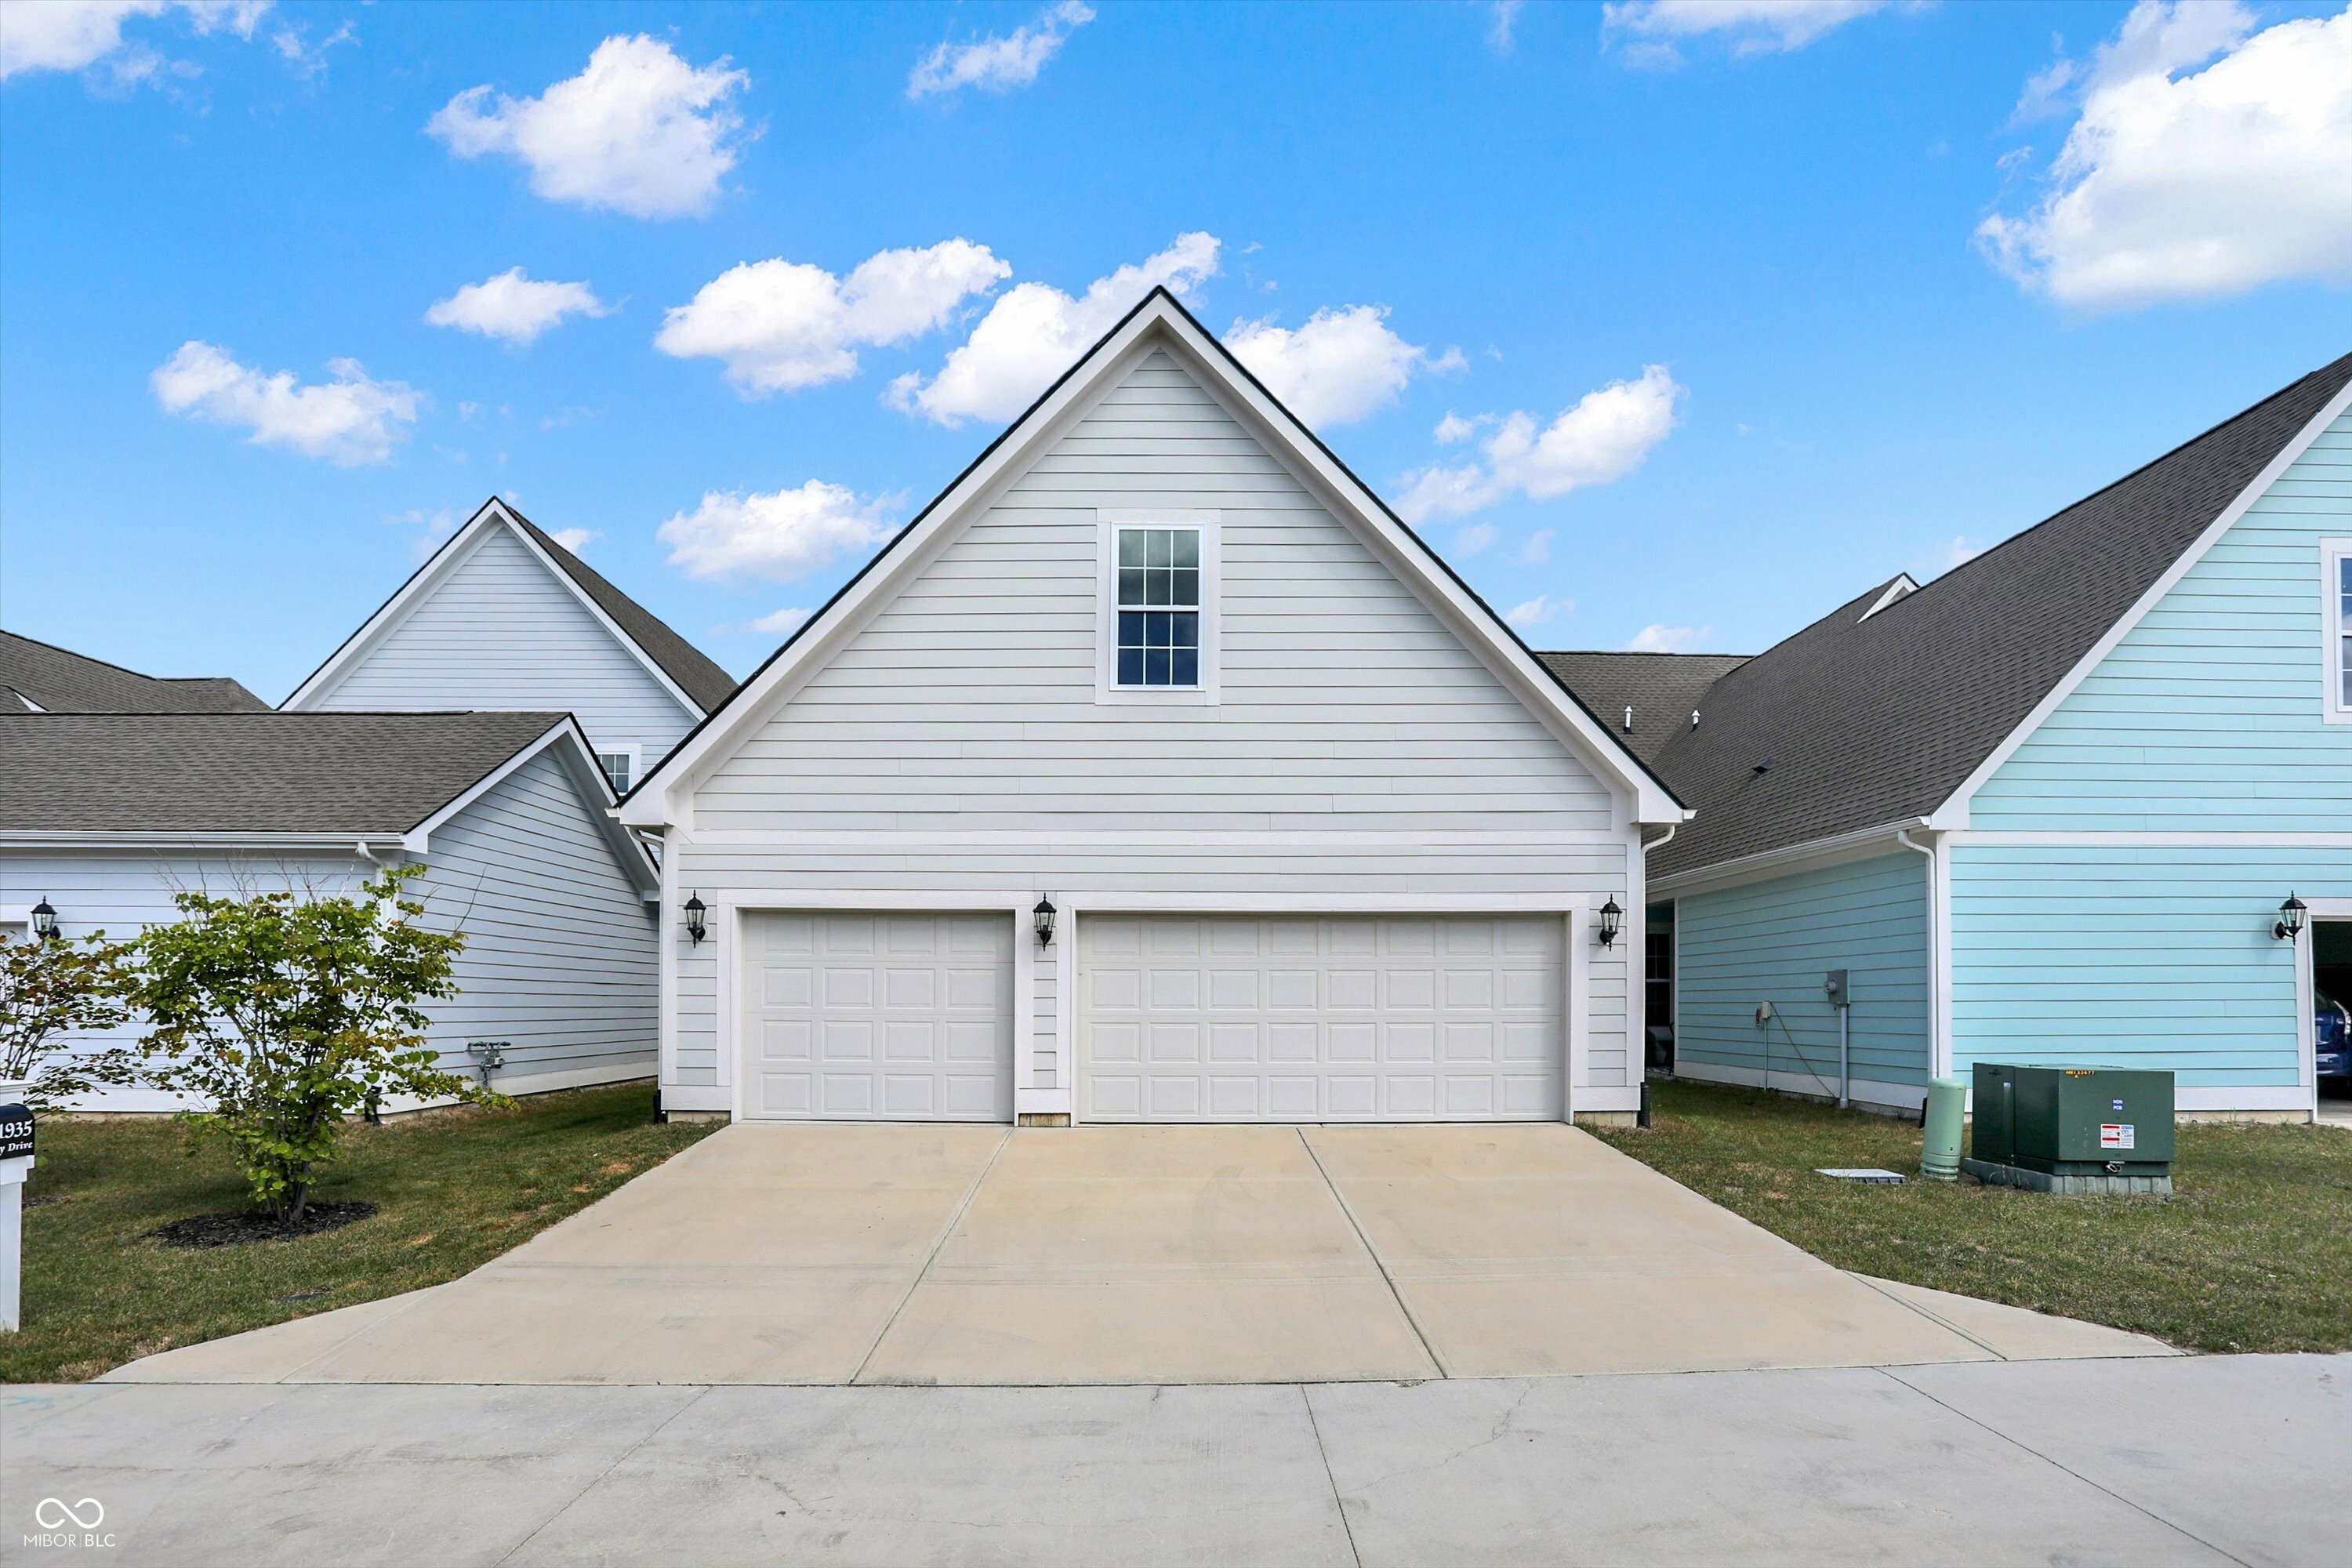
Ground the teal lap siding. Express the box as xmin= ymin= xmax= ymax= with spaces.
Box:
xmin=1674 ymin=852 xmax=1930 ymax=1099
xmin=1950 ymin=844 xmax=2352 ymax=1088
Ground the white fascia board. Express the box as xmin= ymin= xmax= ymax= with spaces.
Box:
xmin=284 ymin=499 xmax=704 ymax=720
xmin=1926 ymin=378 xmax=2352 ymax=830
xmin=1649 ymin=818 xmax=1932 ymax=899
xmin=623 ymin=294 xmax=1684 ymax=827
xmin=1858 ymin=575 xmax=1920 ymax=621
xmin=404 ymin=716 xmax=659 ymax=895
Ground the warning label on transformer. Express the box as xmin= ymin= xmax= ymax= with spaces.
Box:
xmin=2100 ymin=1123 xmax=2136 ymax=1150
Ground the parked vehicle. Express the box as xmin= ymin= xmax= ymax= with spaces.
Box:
xmin=2318 ymin=992 xmax=2350 ymax=1081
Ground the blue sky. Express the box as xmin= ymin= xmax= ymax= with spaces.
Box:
xmin=4 ymin=0 xmax=2347 ymax=699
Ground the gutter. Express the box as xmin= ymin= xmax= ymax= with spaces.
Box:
xmin=1647 ymin=818 xmax=1934 ymax=899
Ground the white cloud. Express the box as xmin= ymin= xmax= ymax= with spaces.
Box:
xmin=1225 ymin=306 xmax=1461 ymax=428
xmin=1395 ymin=365 xmax=1684 ymax=524
xmin=908 ymin=1 xmax=1092 ymax=100
xmin=1517 ymin=528 xmax=1555 ymax=564
xmin=1623 ymin=623 xmax=1709 ymax=653
xmin=1433 ymin=411 xmax=1485 ymax=445
xmin=427 ymin=34 xmax=749 ymax=220
xmin=546 ymin=527 xmax=597 ymax=553
xmin=270 ymin=16 xmax=352 ymax=82
xmin=1976 ymin=3 xmax=2352 ymax=310
xmin=426 ymin=268 xmax=610 ymax=347
xmin=1505 ymin=594 xmax=1566 ymax=628
xmin=151 ymin=341 xmax=422 ymax=465
xmin=1601 ymin=1 xmax=1899 ymax=64
xmin=1488 ymin=2 xmax=1526 ymax=53
xmin=655 ymin=241 xmax=1010 ymax=395
xmin=658 ymin=480 xmax=897 ymax=583
xmin=1 ymin=0 xmax=268 ymax=80
xmin=1913 ymin=534 xmax=1979 ymax=579
xmin=889 ymin=232 xmax=1221 ymax=426
xmin=735 ymin=606 xmax=810 ymax=637
xmin=1454 ymin=522 xmax=1497 ymax=557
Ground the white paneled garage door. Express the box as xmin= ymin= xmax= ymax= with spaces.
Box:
xmin=1079 ymin=914 xmax=1563 ymax=1123
xmin=741 ymin=912 xmax=1013 ymax=1121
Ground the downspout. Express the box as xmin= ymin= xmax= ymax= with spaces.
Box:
xmin=1896 ymin=824 xmax=1940 ymax=1094
xmin=1637 ymin=823 xmax=1681 ymax=1117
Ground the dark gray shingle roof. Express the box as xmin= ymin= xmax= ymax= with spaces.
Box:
xmin=507 ymin=511 xmax=738 ymax=713
xmin=0 ymin=711 xmax=566 ymax=834
xmin=1649 ymin=350 xmax=2352 ymax=879
xmin=1535 ymin=652 xmax=1751 ymax=764
xmin=2 ymin=631 xmax=270 ymax=715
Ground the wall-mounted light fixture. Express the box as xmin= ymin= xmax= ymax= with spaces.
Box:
xmin=1597 ymin=897 xmax=1624 ymax=949
xmin=29 ymin=898 xmax=58 ymax=941
xmin=683 ymin=892 xmax=708 ymax=946
xmin=2274 ymin=892 xmax=2307 ymax=942
xmin=1033 ymin=895 xmax=1057 ymax=949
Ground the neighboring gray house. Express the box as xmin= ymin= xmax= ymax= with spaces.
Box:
xmin=619 ymin=289 xmax=1686 ymax=1127
xmin=282 ymin=498 xmax=738 ymax=797
xmin=2 ymin=630 xmax=270 ymax=714
xmin=1 ymin=711 xmax=660 ymax=1110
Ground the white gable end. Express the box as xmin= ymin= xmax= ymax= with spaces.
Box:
xmin=298 ymin=521 xmax=697 ymax=763
xmin=697 ymin=347 xmax=1616 ymax=837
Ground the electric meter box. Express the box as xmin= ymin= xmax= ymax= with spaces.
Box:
xmin=1971 ymin=1064 xmax=2174 ymax=1179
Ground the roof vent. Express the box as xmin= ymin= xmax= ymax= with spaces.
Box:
xmin=1751 ymin=757 xmax=1775 ymax=777
xmin=1623 ymin=706 xmax=1635 ymax=732
xmin=1690 ymin=708 xmax=1700 ymax=730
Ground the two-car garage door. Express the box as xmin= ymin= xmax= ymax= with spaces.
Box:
xmin=1078 ymin=915 xmax=1563 ymax=1122
xmin=739 ymin=909 xmax=1564 ymax=1123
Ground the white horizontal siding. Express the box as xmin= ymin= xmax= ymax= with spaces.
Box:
xmin=304 ymin=522 xmax=696 ymax=762
xmin=2 ymin=753 xmax=655 ymax=1109
xmin=670 ymin=347 xmax=1636 ymax=1099
xmin=412 ymin=748 xmax=657 ymax=1088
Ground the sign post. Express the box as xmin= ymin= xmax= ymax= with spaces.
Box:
xmin=0 ymin=1102 xmax=34 ymax=1333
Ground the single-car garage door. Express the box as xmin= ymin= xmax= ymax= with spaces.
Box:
xmin=741 ymin=911 xmax=1013 ymax=1120
xmin=1079 ymin=913 xmax=1563 ymax=1122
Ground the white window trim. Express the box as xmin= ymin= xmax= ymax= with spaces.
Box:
xmin=596 ymin=744 xmax=644 ymax=798
xmin=1094 ymin=510 xmax=1221 ymax=706
xmin=2325 ymin=538 xmax=2352 ymax=725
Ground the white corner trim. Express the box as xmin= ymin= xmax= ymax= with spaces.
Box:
xmin=284 ymin=499 xmax=706 ymax=720
xmin=1094 ymin=513 xmax=1223 ymax=706
xmin=1928 ymin=378 xmax=2352 ymax=829
xmin=621 ymin=295 xmax=1684 ymax=828
xmin=2323 ymin=537 xmax=2351 ymax=725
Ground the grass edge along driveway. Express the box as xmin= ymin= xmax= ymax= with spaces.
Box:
xmin=1593 ymin=1078 xmax=2352 ymax=1355
xmin=2 ymin=1083 xmax=718 ymax=1384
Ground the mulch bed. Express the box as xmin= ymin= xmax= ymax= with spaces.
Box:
xmin=146 ymin=1201 xmax=379 ymax=1249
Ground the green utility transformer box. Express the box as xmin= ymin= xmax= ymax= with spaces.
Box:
xmin=1964 ymin=1064 xmax=2175 ymax=1196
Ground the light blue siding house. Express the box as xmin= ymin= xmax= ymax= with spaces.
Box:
xmin=1554 ymin=351 xmax=2352 ymax=1118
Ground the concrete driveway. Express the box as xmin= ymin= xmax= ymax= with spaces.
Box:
xmin=106 ymin=1121 xmax=2169 ymax=1387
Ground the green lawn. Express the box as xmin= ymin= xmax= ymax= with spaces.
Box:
xmin=1592 ymin=1079 xmax=2352 ymax=1354
xmin=2 ymin=1083 xmax=719 ymax=1384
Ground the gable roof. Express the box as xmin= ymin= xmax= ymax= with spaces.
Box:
xmin=506 ymin=512 xmax=737 ymax=712
xmin=282 ymin=498 xmax=735 ymax=716
xmin=2 ymin=630 xmax=268 ymax=714
xmin=1648 ymin=350 xmax=2352 ymax=880
xmin=0 ymin=710 xmax=568 ymax=835
xmin=1536 ymin=651 xmax=1751 ymax=764
xmin=622 ymin=288 xmax=1685 ymax=826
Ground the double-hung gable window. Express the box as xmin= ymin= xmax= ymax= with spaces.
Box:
xmin=1116 ymin=527 xmax=1201 ymax=688
xmin=2332 ymin=541 xmax=2352 ymax=719
xmin=597 ymin=748 xmax=639 ymax=797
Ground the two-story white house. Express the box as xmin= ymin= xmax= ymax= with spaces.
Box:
xmin=618 ymin=290 xmax=1687 ymax=1127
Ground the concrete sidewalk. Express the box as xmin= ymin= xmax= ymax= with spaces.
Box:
xmin=103 ymin=1121 xmax=2172 ymax=1386
xmin=7 ymin=1354 xmax=2344 ymax=1566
